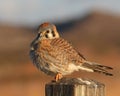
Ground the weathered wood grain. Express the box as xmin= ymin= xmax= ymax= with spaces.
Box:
xmin=45 ymin=78 xmax=105 ymax=96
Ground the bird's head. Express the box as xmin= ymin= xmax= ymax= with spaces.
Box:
xmin=37 ymin=22 xmax=60 ymax=40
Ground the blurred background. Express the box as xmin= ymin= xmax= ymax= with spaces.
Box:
xmin=0 ymin=0 xmax=120 ymax=96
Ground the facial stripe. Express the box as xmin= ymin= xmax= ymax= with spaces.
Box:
xmin=52 ymin=31 xmax=55 ymax=37
xmin=45 ymin=34 xmax=48 ymax=38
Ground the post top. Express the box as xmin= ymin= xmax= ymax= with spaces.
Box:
xmin=47 ymin=78 xmax=105 ymax=87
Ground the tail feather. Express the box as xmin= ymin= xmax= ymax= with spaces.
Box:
xmin=94 ymin=69 xmax=113 ymax=76
xmin=82 ymin=61 xmax=113 ymax=76
xmin=96 ymin=64 xmax=113 ymax=70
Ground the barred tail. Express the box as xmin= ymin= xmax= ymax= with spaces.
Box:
xmin=81 ymin=61 xmax=113 ymax=76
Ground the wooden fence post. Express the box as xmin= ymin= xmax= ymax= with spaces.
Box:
xmin=45 ymin=78 xmax=105 ymax=96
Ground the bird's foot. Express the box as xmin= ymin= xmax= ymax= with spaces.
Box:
xmin=54 ymin=73 xmax=63 ymax=82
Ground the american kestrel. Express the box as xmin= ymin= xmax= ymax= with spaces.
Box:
xmin=30 ymin=22 xmax=113 ymax=81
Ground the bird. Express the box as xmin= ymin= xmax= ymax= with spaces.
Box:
xmin=30 ymin=22 xmax=113 ymax=81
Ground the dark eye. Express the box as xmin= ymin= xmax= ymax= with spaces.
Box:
xmin=46 ymin=30 xmax=50 ymax=33
xmin=52 ymin=31 xmax=55 ymax=37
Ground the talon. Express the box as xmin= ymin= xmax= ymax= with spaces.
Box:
xmin=55 ymin=73 xmax=63 ymax=81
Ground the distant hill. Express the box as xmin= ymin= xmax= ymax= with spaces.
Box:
xmin=56 ymin=11 xmax=120 ymax=54
xmin=0 ymin=25 xmax=33 ymax=65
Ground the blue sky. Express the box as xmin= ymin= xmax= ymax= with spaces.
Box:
xmin=0 ymin=0 xmax=120 ymax=26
